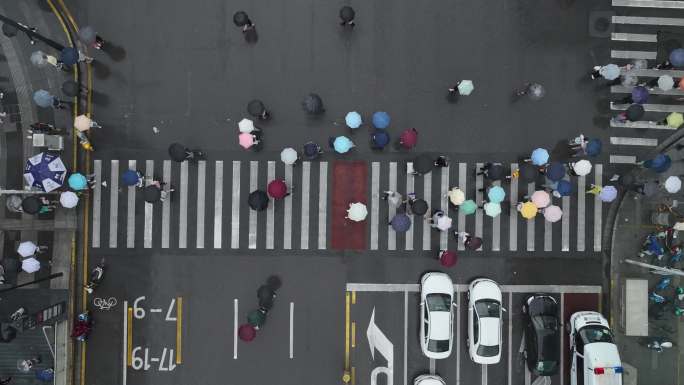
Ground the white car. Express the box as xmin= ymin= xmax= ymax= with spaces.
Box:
xmin=420 ymin=272 xmax=455 ymax=359
xmin=413 ymin=374 xmax=446 ymax=385
xmin=467 ymin=278 xmax=503 ymax=364
xmin=568 ymin=311 xmax=623 ymax=385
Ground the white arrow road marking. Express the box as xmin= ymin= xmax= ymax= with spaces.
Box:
xmin=367 ymin=307 xmax=394 ymax=385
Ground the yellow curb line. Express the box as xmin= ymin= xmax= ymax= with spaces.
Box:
xmin=176 ymin=297 xmax=183 ymax=364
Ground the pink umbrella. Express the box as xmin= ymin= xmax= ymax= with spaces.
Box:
xmin=439 ymin=250 xmax=457 ymax=267
xmin=531 ymin=190 xmax=550 ymax=208
xmin=238 ymin=324 xmax=256 ymax=341
xmin=543 ymin=205 xmax=563 ymax=223
xmin=399 ymin=128 xmax=418 ymax=149
xmin=238 ymin=133 xmax=255 ymax=149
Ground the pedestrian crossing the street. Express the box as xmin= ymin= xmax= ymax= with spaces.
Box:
xmin=609 ymin=0 xmax=684 ymax=164
xmin=90 ymin=159 xmax=605 ymax=253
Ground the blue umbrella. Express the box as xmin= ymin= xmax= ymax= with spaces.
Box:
xmin=345 ymin=111 xmax=362 ymax=129
xmin=556 ymin=180 xmax=572 ymax=196
xmin=333 ymin=136 xmax=355 ymax=154
xmin=60 ymin=47 xmax=79 ymax=65
xmin=372 ymin=130 xmax=389 ymax=148
xmin=644 ymin=154 xmax=672 ymax=173
xmin=303 ymin=142 xmax=321 ymax=159
xmin=68 ymin=173 xmax=88 ymax=190
xmin=121 ymin=170 xmax=140 ymax=186
xmin=598 ymin=185 xmax=618 ymax=202
xmin=372 ymin=111 xmax=390 ymax=129
xmin=670 ymin=48 xmax=684 ymax=67
xmin=546 ymin=162 xmax=566 ymax=182
xmin=631 ymin=86 xmax=649 ymax=104
xmin=530 ymin=148 xmax=549 ymax=166
xmin=33 ymin=89 xmax=54 ymax=108
xmin=23 ymin=152 xmax=67 ymax=192
xmin=585 ymin=139 xmax=602 ymax=157
xmin=390 ymin=213 xmax=411 ymax=232
xmin=487 ymin=185 xmax=506 ymax=203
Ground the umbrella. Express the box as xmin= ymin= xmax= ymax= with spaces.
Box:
xmin=347 ymin=202 xmax=368 ymax=222
xmin=303 ymin=142 xmax=321 ymax=159
xmin=74 ymin=115 xmax=92 ymax=132
xmin=33 ymin=89 xmax=54 ymax=108
xmin=666 ymin=112 xmax=684 ymax=128
xmin=531 ymin=190 xmax=551 ymax=208
xmin=238 ymin=324 xmax=256 ymax=341
xmin=448 ymin=188 xmax=465 ymax=205
xmin=556 ymin=180 xmax=573 ymax=196
xmin=436 ymin=215 xmax=452 ymax=231
xmin=5 ymin=195 xmax=22 ymax=213
xmin=78 ymin=26 xmax=96 ymax=44
xmin=439 ymin=250 xmax=457 ymax=267
xmin=333 ymin=136 xmax=354 ymax=153
xmin=247 ymin=100 xmax=266 ymax=118
xmin=339 ymin=6 xmax=355 ymax=21
xmin=59 ymin=191 xmax=78 ymax=208
xmin=486 ymin=164 xmax=505 ymax=180
xmin=598 ymin=185 xmax=618 ymax=202
xmin=17 ymin=241 xmax=38 ymax=257
xmin=458 ymin=80 xmax=474 ymax=96
xmin=143 ymin=185 xmax=161 ymax=203
xmin=168 ymin=143 xmax=188 ymax=162
xmin=399 ymin=128 xmax=418 ymax=149
xmin=599 ymin=64 xmax=620 ymax=80
xmin=21 ymin=196 xmax=41 ymax=214
xmin=302 ymin=93 xmax=324 ymax=115
xmin=68 ymin=173 xmax=88 ymax=191
xmin=345 ymin=111 xmax=362 ymax=129
xmin=233 ymin=11 xmax=250 ymax=26
xmin=572 ymin=160 xmax=592 ymax=176
xmin=24 ymin=152 xmax=67 ymax=192
xmin=670 ymin=48 xmax=684 ymax=67
xmin=530 ymin=148 xmax=549 ymax=166
xmin=372 ymin=111 xmax=390 ymax=129
xmin=61 ymin=80 xmax=79 ymax=97
xmin=487 ymin=186 xmax=506 ymax=203
xmin=519 ymin=163 xmax=538 ymax=183
xmin=631 ymin=86 xmax=649 ymax=104
xmin=59 ymin=47 xmax=79 ymax=66
xmin=238 ymin=118 xmax=255 ymax=133
xmin=626 ymin=104 xmax=644 ymax=121
xmin=520 ymin=202 xmax=538 ymax=219
xmin=239 ymin=133 xmax=256 ymax=149
xmin=280 ymin=147 xmax=298 ymax=165
xmin=21 ymin=257 xmax=41 ymax=274
xmin=267 ymin=179 xmax=288 ymax=199
xmin=658 ymin=75 xmax=675 ymax=91
xmin=247 ymin=309 xmax=266 ymax=328
xmin=413 ymin=154 xmax=434 ymax=175
xmin=372 ymin=131 xmax=389 ymax=148
xmin=546 ymin=162 xmax=566 ymax=181
xmin=527 ymin=83 xmax=545 ymax=100
xmin=465 ymin=236 xmax=482 ymax=250
xmin=643 ymin=181 xmax=660 ymax=196
xmin=645 ymin=154 xmax=672 ymax=173
xmin=410 ymin=199 xmax=428 ymax=215
xmin=665 ymin=176 xmax=682 ymax=193
xmin=248 ymin=190 xmax=269 ymax=211
xmin=2 ymin=23 xmax=17 ymax=37
xmin=390 ymin=213 xmax=412 ymax=232
xmin=121 ymin=170 xmax=140 ymax=186
xmin=585 ymin=139 xmax=602 ymax=157
xmin=543 ymin=205 xmax=563 ymax=223
xmin=633 ymin=59 xmax=648 ymax=69
xmin=386 ymin=192 xmax=403 ymax=207
xmin=621 ymin=74 xmax=638 ymax=87
xmin=460 ymin=200 xmax=477 ymax=215
xmin=484 ymin=202 xmax=501 ymax=218
xmin=30 ymin=51 xmax=47 ymax=67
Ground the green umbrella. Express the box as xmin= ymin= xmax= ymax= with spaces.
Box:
xmin=460 ymin=200 xmax=477 ymax=215
xmin=247 ymin=309 xmax=266 ymax=329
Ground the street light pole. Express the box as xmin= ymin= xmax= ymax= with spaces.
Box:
xmin=0 ymin=13 xmax=65 ymax=51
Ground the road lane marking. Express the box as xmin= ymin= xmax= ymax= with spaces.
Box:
xmin=388 ymin=162 xmax=397 ymax=250
xmin=122 ymin=300 xmax=128 ymax=383
xmin=92 ymin=160 xmax=101 ymax=248
xmin=284 ymin=165 xmax=293 ymax=249
xmin=290 ymin=302 xmax=294 ymax=359
xmin=345 ymin=292 xmax=350 ymax=369
xmin=560 ymin=293 xmax=565 ymax=385
xmin=162 ymin=161 xmax=171 ymax=248
xmin=126 ymin=160 xmax=136 ymax=248
xmin=127 ymin=306 xmax=133 ymax=366
xmin=458 ymin=163 xmax=467 ymax=251
xmin=509 ymin=163 xmax=518 ymax=251
xmin=371 ymin=162 xmax=380 ymax=250
xmin=231 ymin=161 xmax=240 ymax=249
xmin=423 ymin=171 xmax=432 ymax=250
xmin=406 ymin=163 xmax=414 ymax=250
xmin=404 ymin=291 xmax=408 ymax=385
xmin=176 ymin=297 xmax=182 ymax=364
xmin=475 ymin=163 xmax=483 ymax=251
xmin=508 ymin=292 xmax=513 ymax=385
xmin=482 ymin=364 xmax=487 ymax=385
xmin=266 ymin=161 xmax=275 ymax=250
xmin=527 ymin=183 xmax=535 ymax=251
xmin=594 ymin=165 xmax=603 ymax=252
xmin=430 ymin=358 xmax=436 ymax=375
xmin=144 ymin=160 xmax=153 ymax=248
xmin=440 ymin=166 xmax=449 ymax=250
xmin=248 ymin=161 xmax=258 ymax=249
xmin=196 ymin=161 xmax=206 ymax=248
xmin=301 ymin=162 xmax=311 ymax=249
xmin=318 ymin=162 xmax=328 ymax=250
xmin=352 ymin=322 xmax=356 ymax=348
xmin=179 ymin=161 xmax=188 ymax=248
xmin=213 ymin=161 xmax=223 ymax=248
xmin=577 ymin=175 xmax=586 ymax=252
xmin=233 ymin=299 xmax=238 ymax=359
xmin=456 ymin=292 xmax=461 ymax=385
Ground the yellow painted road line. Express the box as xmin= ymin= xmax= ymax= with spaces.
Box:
xmin=127 ymin=307 xmax=133 ymax=366
xmin=351 ymin=366 xmax=355 ymax=385
xmin=352 ymin=290 xmax=356 ymax=304
xmin=176 ymin=297 xmax=183 ymax=364
xmin=351 ymin=322 xmax=356 ymax=348
xmin=345 ymin=292 xmax=350 ymax=369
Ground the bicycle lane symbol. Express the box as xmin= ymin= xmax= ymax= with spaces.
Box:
xmin=93 ymin=297 xmax=118 ymax=310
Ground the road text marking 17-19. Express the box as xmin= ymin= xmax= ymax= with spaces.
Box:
xmin=128 ymin=296 xmax=183 ymax=372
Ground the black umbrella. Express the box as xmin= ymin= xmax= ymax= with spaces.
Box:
xmin=258 ymin=284 xmax=276 ymax=302
xmin=233 ymin=11 xmax=250 ymax=27
xmin=21 ymin=196 xmax=41 ymax=214
xmin=168 ymin=143 xmax=187 ymax=162
xmin=518 ymin=163 xmax=538 ymax=183
xmin=486 ymin=164 xmax=505 ymax=180
xmin=414 ymin=154 xmax=434 ymax=175
xmin=247 ymin=99 xmax=266 ymax=118
xmin=626 ymin=104 xmax=644 ymax=121
xmin=266 ymin=275 xmax=282 ymax=290
xmin=410 ymin=199 xmax=428 ymax=216
xmin=339 ymin=6 xmax=355 ymax=22
xmin=143 ymin=185 xmax=161 ymax=203
xmin=61 ymin=80 xmax=79 ymax=97
xmin=2 ymin=23 xmax=17 ymax=38
xmin=248 ymin=190 xmax=269 ymax=211
xmin=302 ymin=93 xmax=324 ymax=115
xmin=465 ymin=236 xmax=482 ymax=250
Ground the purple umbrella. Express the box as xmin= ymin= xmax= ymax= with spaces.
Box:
xmin=598 ymin=185 xmax=618 ymax=202
xmin=390 ymin=213 xmax=411 ymax=232
xmin=631 ymin=86 xmax=649 ymax=104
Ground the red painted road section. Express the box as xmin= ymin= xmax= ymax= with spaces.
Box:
xmin=331 ymin=161 xmax=368 ymax=250
xmin=562 ymin=293 xmax=600 ymax=383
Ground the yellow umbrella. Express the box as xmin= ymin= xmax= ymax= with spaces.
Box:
xmin=666 ymin=112 xmax=684 ymax=128
xmin=520 ymin=202 xmax=538 ymax=219
xmin=448 ymin=188 xmax=465 ymax=205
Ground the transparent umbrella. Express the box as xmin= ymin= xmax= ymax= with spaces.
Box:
xmin=17 ymin=241 xmax=38 ymax=257
xmin=30 ymin=50 xmax=48 ymax=67
xmin=21 ymin=257 xmax=40 ymax=273
xmin=347 ymin=202 xmax=368 ymax=222
xmin=527 ymin=83 xmax=546 ymax=100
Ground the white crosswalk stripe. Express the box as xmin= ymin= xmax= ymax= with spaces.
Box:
xmin=90 ymin=159 xmax=606 ymax=252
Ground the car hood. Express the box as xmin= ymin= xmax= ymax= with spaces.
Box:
xmin=429 ymin=312 xmax=451 ymax=340
xmin=422 ymin=273 xmax=454 ymax=296
xmin=471 ymin=280 xmax=501 ymax=302
xmin=479 ymin=317 xmax=500 ymax=346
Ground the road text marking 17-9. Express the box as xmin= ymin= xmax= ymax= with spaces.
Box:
xmin=127 ymin=296 xmax=183 ymax=372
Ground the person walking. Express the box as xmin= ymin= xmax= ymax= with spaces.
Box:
xmin=381 ymin=190 xmax=403 ymax=207
xmin=339 ymin=6 xmax=356 ymax=27
xmin=233 ymin=11 xmax=255 ymax=32
xmin=447 ymin=82 xmax=460 ymax=103
xmin=257 ymin=283 xmax=276 ymax=308
xmin=434 ymin=156 xmax=449 ymax=168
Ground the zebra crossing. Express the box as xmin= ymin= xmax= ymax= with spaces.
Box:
xmin=90 ymin=158 xmax=606 ymax=253
xmin=609 ymin=0 xmax=684 ymax=164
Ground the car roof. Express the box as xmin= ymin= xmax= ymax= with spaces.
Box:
xmin=479 ymin=318 xmax=500 ymax=346
xmin=429 ymin=312 xmax=451 ymax=340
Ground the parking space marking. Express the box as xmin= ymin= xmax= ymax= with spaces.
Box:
xmin=406 ymin=163 xmax=414 ymax=251
xmin=508 ymin=292 xmax=513 ymax=385
xmin=404 ymin=290 xmax=408 ymax=385
xmin=122 ymin=300 xmax=128 ymax=385
xmin=482 ymin=364 xmax=487 ymax=385
xmin=388 ymin=162 xmax=397 ymax=251
xmin=456 ymin=292 xmax=461 ymax=385
xmin=560 ymin=293 xmax=565 ymax=385
xmin=430 ymin=358 xmax=436 ymax=375
xmin=290 ymin=302 xmax=294 ymax=359
xmin=440 ymin=166 xmax=449 ymax=250
xmin=249 ymin=161 xmax=258 ymax=249
xmin=127 ymin=160 xmax=136 ymax=248
xmin=509 ymin=163 xmax=518 ymax=251
xmin=423 ymin=172 xmax=432 ymax=250
xmin=233 ymin=299 xmax=238 ymax=359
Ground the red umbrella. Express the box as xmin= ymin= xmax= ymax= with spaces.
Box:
xmin=267 ymin=179 xmax=288 ymax=199
xmin=465 ymin=236 xmax=482 ymax=250
xmin=399 ymin=128 xmax=418 ymax=149
xmin=439 ymin=250 xmax=457 ymax=267
xmin=238 ymin=324 xmax=256 ymax=341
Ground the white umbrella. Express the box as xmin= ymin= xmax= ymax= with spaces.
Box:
xmin=74 ymin=115 xmax=92 ymax=132
xmin=658 ymin=75 xmax=675 ymax=91
xmin=665 ymin=176 xmax=682 ymax=193
xmin=436 ymin=215 xmax=453 ymax=231
xmin=347 ymin=202 xmax=368 ymax=222
xmin=599 ymin=64 xmax=620 ymax=81
xmin=543 ymin=205 xmax=563 ymax=223
xmin=17 ymin=241 xmax=38 ymax=257
xmin=280 ymin=147 xmax=298 ymax=165
xmin=572 ymin=160 xmax=592 ymax=176
xmin=448 ymin=188 xmax=465 ymax=205
xmin=21 ymin=257 xmax=40 ymax=273
xmin=60 ymin=191 xmax=79 ymax=208
xmin=238 ymin=118 xmax=255 ymax=133
xmin=457 ymin=80 xmax=474 ymax=96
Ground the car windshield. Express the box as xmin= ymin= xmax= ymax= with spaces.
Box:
xmin=532 ymin=315 xmax=558 ymax=331
xmin=475 ymin=299 xmax=500 ymax=318
xmin=578 ymin=325 xmax=614 ymax=344
xmin=426 ymin=293 xmax=451 ymax=312
xmin=428 ymin=339 xmax=450 ymax=353
xmin=477 ymin=344 xmax=499 ymax=357
xmin=536 ymin=361 xmax=558 ymax=374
